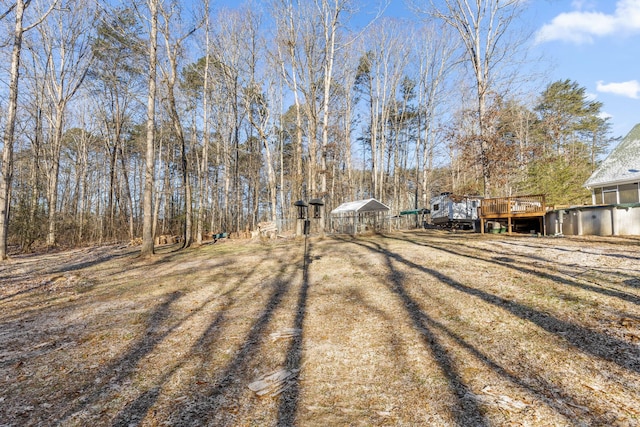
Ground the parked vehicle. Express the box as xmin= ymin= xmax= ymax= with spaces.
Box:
xmin=430 ymin=193 xmax=481 ymax=230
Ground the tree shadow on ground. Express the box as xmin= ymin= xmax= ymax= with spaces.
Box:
xmin=107 ymin=250 xmax=278 ymax=426
xmin=50 ymin=251 xmax=134 ymax=275
xmin=110 ymin=387 xmax=161 ymax=427
xmin=277 ymin=241 xmax=312 ymax=426
xmin=394 ymin=233 xmax=640 ymax=307
xmin=168 ymin=258 xmax=298 ymax=426
xmin=2 ymin=241 xmax=302 ymax=426
xmin=379 ymin=234 xmax=640 ymax=373
xmin=497 ymin=238 xmax=640 ymax=261
xmin=421 ymin=302 xmax=612 ymax=424
xmin=0 ymin=247 xmax=134 ymax=302
xmin=56 ymin=290 xmax=183 ymax=424
xmin=336 ymin=236 xmax=488 ymax=426
xmin=344 ymin=236 xmax=627 ymax=425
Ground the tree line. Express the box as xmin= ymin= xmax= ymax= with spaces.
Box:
xmin=0 ymin=0 xmax=614 ymax=257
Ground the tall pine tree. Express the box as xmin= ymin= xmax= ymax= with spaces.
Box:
xmin=524 ymin=79 xmax=613 ymax=205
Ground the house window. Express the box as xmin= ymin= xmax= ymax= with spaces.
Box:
xmin=593 ymin=187 xmax=603 ymax=204
xmin=619 ymin=183 xmax=639 ymax=204
xmin=433 ymin=204 xmax=440 ymax=211
xmin=603 ymin=186 xmax=618 ymax=204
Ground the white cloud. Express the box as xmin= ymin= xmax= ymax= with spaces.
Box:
xmin=598 ymin=111 xmax=613 ymax=120
xmin=596 ymin=80 xmax=640 ymax=99
xmin=535 ymin=0 xmax=640 ymax=44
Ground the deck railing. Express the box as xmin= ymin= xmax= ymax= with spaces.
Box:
xmin=479 ymin=194 xmax=546 ymax=217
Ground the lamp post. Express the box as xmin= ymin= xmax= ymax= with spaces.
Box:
xmin=293 ymin=198 xmax=324 ymax=268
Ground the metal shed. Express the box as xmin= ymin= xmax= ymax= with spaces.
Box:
xmin=330 ymin=198 xmax=391 ymax=235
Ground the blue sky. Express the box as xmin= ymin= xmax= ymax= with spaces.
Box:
xmin=386 ymin=0 xmax=640 ymax=138
xmin=530 ymin=0 xmax=640 ymax=138
xmin=352 ymin=0 xmax=639 ymax=138
xmin=213 ymin=0 xmax=638 ymax=138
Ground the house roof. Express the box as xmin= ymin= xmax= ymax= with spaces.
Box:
xmin=330 ymin=198 xmax=390 ymax=214
xmin=584 ymin=123 xmax=640 ymax=188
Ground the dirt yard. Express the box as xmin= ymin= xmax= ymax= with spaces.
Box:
xmin=1 ymin=230 xmax=639 ymax=426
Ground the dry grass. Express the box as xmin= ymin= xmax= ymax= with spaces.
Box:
xmin=1 ymin=231 xmax=640 ymax=426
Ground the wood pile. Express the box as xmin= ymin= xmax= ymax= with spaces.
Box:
xmin=155 ymin=235 xmax=182 ymax=245
xmin=258 ymin=221 xmax=277 ymax=238
xmin=128 ymin=237 xmax=143 ymax=246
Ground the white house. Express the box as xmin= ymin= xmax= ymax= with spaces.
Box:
xmin=546 ymin=124 xmax=640 ymax=236
xmin=584 ymin=123 xmax=640 ymax=205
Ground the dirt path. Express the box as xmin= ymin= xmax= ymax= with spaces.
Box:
xmin=1 ymin=231 xmax=639 ymax=426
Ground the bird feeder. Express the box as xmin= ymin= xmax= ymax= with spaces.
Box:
xmin=293 ymin=200 xmax=308 ymax=220
xmin=309 ymin=198 xmax=324 ymax=219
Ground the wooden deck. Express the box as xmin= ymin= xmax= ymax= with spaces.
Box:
xmin=479 ymin=194 xmax=546 ymax=235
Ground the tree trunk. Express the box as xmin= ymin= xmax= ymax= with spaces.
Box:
xmin=141 ymin=0 xmax=158 ymax=256
xmin=319 ymin=0 xmax=343 ymax=237
xmin=45 ymin=106 xmax=65 ymax=248
xmin=0 ymin=0 xmax=26 ymax=260
xmin=118 ymin=146 xmax=135 ymax=241
xmin=196 ymin=4 xmax=211 ymax=245
xmin=152 ymin=138 xmax=164 ymax=239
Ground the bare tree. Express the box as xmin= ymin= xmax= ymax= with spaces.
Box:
xmin=429 ymin=0 xmax=525 ymax=197
xmin=332 ymin=36 xmax=361 ymax=200
xmin=141 ymin=0 xmax=159 ymax=256
xmin=69 ymin=102 xmax=98 ymax=243
xmin=316 ymin=0 xmax=354 ymax=233
xmin=355 ymin=19 xmax=411 ymax=201
xmin=90 ymin=6 xmax=145 ymax=242
xmin=195 ymin=0 xmax=210 ymax=246
xmin=413 ymin=22 xmax=457 ymax=209
xmin=242 ymin=8 xmax=279 ymax=224
xmin=0 ymin=0 xmax=58 ymax=260
xmin=273 ymin=0 xmax=306 ymax=203
xmin=158 ymin=1 xmax=198 ymax=248
xmin=30 ymin=0 xmax=94 ymax=248
xmin=17 ymin=42 xmax=48 ymax=251
xmin=209 ymin=7 xmax=247 ymax=234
